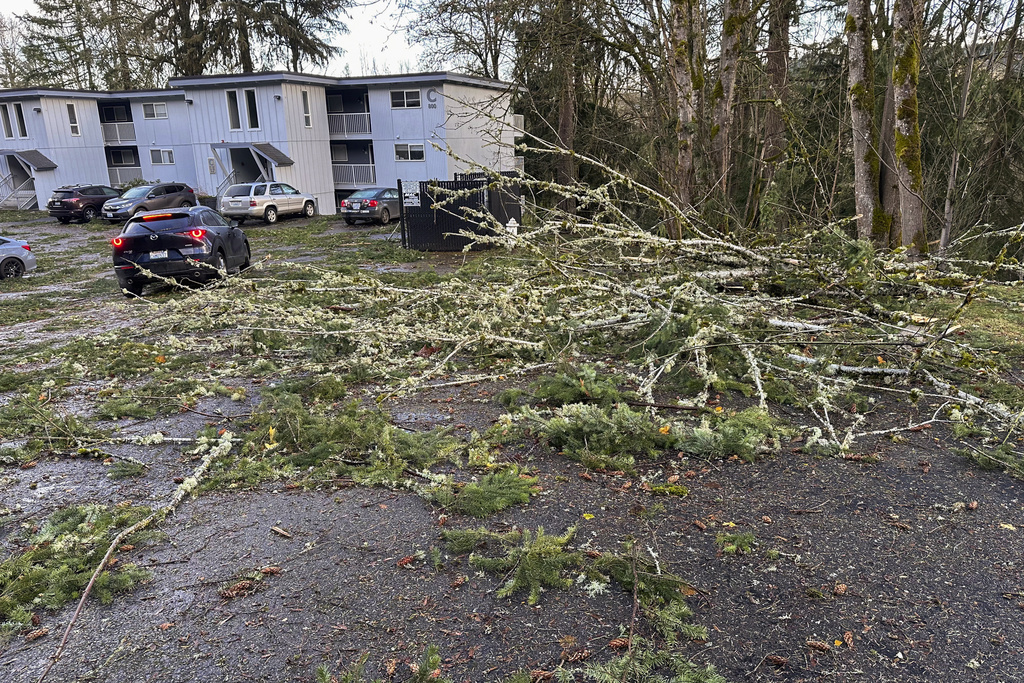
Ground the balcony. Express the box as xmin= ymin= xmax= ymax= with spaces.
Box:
xmin=327 ymin=112 xmax=371 ymax=137
xmin=102 ymin=122 xmax=136 ymax=144
xmin=332 ymin=163 xmax=376 ymax=186
xmin=108 ymin=166 xmax=143 ymax=187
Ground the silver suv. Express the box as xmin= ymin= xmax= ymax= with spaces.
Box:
xmin=220 ymin=182 xmax=316 ymax=224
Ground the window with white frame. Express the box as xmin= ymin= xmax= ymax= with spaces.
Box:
xmin=13 ymin=102 xmax=27 ymax=137
xmin=301 ymin=90 xmax=312 ymax=128
xmin=143 ymin=102 xmax=167 ymax=120
xmin=390 ymin=90 xmax=421 ymax=108
xmin=226 ymin=90 xmax=241 ymax=130
xmin=110 ymin=149 xmax=136 ymax=165
xmin=150 ymin=149 xmax=174 ymax=165
xmin=395 ymin=143 xmax=424 ymax=161
xmin=1 ymin=104 xmax=13 ymax=139
xmin=331 ymin=144 xmax=348 ymax=162
xmin=67 ymin=103 xmax=80 ymax=136
xmin=244 ymin=89 xmax=259 ymax=129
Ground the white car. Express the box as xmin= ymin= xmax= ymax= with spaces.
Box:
xmin=0 ymin=236 xmax=37 ymax=278
xmin=219 ymin=182 xmax=316 ymax=224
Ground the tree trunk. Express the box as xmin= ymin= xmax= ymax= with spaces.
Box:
xmin=892 ymin=0 xmax=927 ymax=254
xmin=879 ymin=76 xmax=900 ymax=247
xmin=847 ymin=0 xmax=880 ymax=242
xmin=711 ymin=0 xmax=749 ymax=202
xmin=670 ymin=0 xmax=698 ymax=219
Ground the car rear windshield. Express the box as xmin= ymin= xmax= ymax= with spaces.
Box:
xmin=225 ymin=185 xmax=254 ymax=197
xmin=347 ymin=190 xmax=379 ymax=200
xmin=121 ymin=186 xmax=153 ymax=199
xmin=52 ymin=190 xmax=75 ymax=199
xmin=123 ymin=215 xmax=193 ymax=234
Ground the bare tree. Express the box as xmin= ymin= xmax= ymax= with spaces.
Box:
xmin=847 ymin=0 xmax=880 ymax=242
xmin=710 ymin=0 xmax=751 ymax=204
xmin=892 ymin=0 xmax=926 ymax=254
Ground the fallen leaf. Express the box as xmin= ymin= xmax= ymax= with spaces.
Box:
xmin=270 ymin=526 xmax=293 ymax=538
xmin=667 ymin=474 xmax=680 ymax=484
xmin=396 ymin=556 xmax=415 ymax=568
xmin=582 ymin=513 xmax=594 ymax=520
xmin=158 ymin=622 xmax=174 ymax=631
xmin=1000 ymin=523 xmax=1016 ymax=531
xmin=155 ymin=355 xmax=166 ymax=364
xmin=693 ymin=520 xmax=707 ymax=530
xmin=415 ymin=345 xmax=441 ymax=358
xmin=968 ymin=501 xmax=978 ymax=510
xmin=722 ymin=521 xmax=737 ymax=528
xmin=578 ymin=472 xmax=593 ymax=481
xmin=761 ymin=516 xmax=773 ymax=524
xmin=530 ymin=671 xmax=554 ymax=682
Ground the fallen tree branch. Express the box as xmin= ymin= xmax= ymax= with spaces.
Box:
xmin=36 ymin=431 xmax=235 ymax=683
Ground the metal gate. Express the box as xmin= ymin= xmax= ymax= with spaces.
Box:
xmin=399 ymin=175 xmax=521 ymax=251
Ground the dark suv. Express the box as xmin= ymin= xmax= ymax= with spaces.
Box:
xmin=111 ymin=206 xmax=250 ymax=296
xmin=48 ymin=185 xmax=122 ymax=223
xmin=102 ymin=182 xmax=197 ymax=223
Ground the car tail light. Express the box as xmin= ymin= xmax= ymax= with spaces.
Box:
xmin=68 ymin=197 xmax=80 ymax=203
xmin=249 ymin=200 xmax=257 ymax=207
xmin=22 ymin=244 xmax=31 ymax=251
xmin=142 ymin=213 xmax=173 ymax=221
xmin=188 ymin=228 xmax=206 ymax=239
xmin=340 ymin=200 xmax=348 ymax=208
xmin=368 ymin=200 xmax=378 ymax=208
xmin=187 ymin=187 xmax=194 ymax=193
xmin=111 ymin=237 xmax=124 ymax=247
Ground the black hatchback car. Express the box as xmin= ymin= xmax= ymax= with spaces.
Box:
xmin=48 ymin=184 xmax=122 ymax=223
xmin=111 ymin=206 xmax=250 ymax=296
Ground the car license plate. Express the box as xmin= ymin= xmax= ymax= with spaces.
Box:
xmin=105 ymin=212 xmax=114 ymax=218
xmin=351 ymin=202 xmax=361 ymax=210
xmin=149 ymin=250 xmax=168 ymax=260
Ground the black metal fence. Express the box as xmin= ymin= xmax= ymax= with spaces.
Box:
xmin=399 ymin=174 xmax=522 ymax=251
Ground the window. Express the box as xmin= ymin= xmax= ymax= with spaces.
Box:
xmin=110 ymin=149 xmax=136 ymax=165
xmin=331 ymin=144 xmax=348 ymax=162
xmin=226 ymin=90 xmax=241 ymax=130
xmin=67 ymin=103 xmax=80 ymax=136
xmin=1 ymin=104 xmax=12 ymax=139
xmin=13 ymin=103 xmax=27 ymax=137
xmin=301 ymin=90 xmax=312 ymax=128
xmin=244 ymin=89 xmax=259 ymax=129
xmin=150 ymin=149 xmax=174 ymax=165
xmin=390 ymin=90 xmax=421 ymax=108
xmin=143 ymin=102 xmax=167 ymax=120
xmin=395 ymin=143 xmax=425 ymax=161
xmin=103 ymin=105 xmax=128 ymax=122
xmin=270 ymin=184 xmax=284 ymax=195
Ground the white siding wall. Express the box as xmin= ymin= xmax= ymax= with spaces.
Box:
xmin=33 ymin=96 xmax=108 ymax=206
xmin=280 ymin=83 xmax=335 ymax=213
xmin=132 ymin=99 xmax=199 ymax=190
xmin=438 ymin=84 xmax=516 ymax=177
xmin=181 ymin=83 xmax=288 ymax=197
xmin=367 ymin=85 xmax=448 ymax=189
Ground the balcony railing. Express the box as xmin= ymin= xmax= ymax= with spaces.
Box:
xmin=327 ymin=112 xmax=371 ymax=136
xmin=332 ymin=163 xmax=376 ymax=186
xmin=108 ymin=166 xmax=144 ymax=187
xmin=102 ymin=122 xmax=136 ymax=144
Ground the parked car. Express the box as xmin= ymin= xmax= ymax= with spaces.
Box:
xmin=102 ymin=182 xmax=197 ymax=223
xmin=339 ymin=188 xmax=401 ymax=225
xmin=0 ymin=236 xmax=37 ymax=278
xmin=47 ymin=184 xmax=122 ymax=223
xmin=219 ymin=182 xmax=316 ymax=224
xmin=110 ymin=206 xmax=250 ymax=296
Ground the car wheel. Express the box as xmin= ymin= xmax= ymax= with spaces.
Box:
xmin=57 ymin=217 xmax=70 ymax=224
xmin=132 ymin=206 xmax=145 ymax=216
xmin=215 ymin=251 xmax=227 ymax=279
xmin=180 ymin=201 xmax=193 ymax=208
xmin=0 ymin=257 xmax=24 ymax=279
xmin=120 ymin=279 xmax=143 ymax=296
xmin=82 ymin=206 xmax=98 ymax=222
xmin=263 ymin=206 xmax=278 ymax=224
xmin=379 ymin=208 xmax=390 ymax=226
xmin=241 ymin=243 xmax=251 ymax=271
xmin=236 ymin=216 xmax=246 ymax=225
xmin=303 ymin=201 xmax=315 ymax=218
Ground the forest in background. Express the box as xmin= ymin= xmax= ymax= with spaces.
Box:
xmin=0 ymin=0 xmax=1022 ymax=252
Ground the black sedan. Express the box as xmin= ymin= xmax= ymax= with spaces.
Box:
xmin=111 ymin=206 xmax=250 ymax=296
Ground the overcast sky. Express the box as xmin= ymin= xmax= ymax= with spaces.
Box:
xmin=4 ymin=0 xmax=424 ymax=78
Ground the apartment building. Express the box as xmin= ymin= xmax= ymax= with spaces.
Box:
xmin=0 ymin=71 xmax=520 ymax=214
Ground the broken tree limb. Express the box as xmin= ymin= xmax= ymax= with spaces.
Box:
xmin=36 ymin=431 xmax=235 ymax=683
